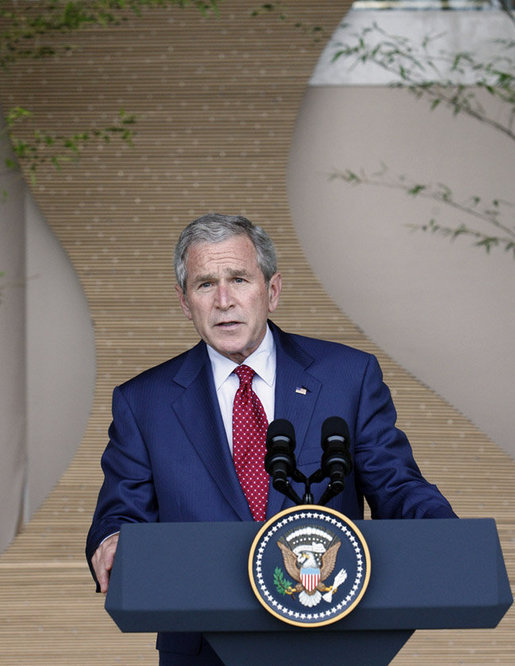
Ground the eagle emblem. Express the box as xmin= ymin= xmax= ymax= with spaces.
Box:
xmin=249 ymin=507 xmax=370 ymax=626
xmin=275 ymin=527 xmax=348 ymax=607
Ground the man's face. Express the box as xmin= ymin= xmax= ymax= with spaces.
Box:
xmin=176 ymin=235 xmax=282 ymax=364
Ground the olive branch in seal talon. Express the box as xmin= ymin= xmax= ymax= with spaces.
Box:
xmin=273 ymin=567 xmax=295 ymax=596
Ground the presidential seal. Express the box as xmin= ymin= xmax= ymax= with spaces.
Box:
xmin=248 ymin=505 xmax=370 ymax=627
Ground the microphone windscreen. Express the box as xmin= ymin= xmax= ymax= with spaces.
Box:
xmin=266 ymin=418 xmax=295 ymax=444
xmin=321 ymin=416 xmax=350 ymax=442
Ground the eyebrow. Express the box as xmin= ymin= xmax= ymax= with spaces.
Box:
xmin=192 ymin=267 xmax=251 ymax=284
xmin=227 ymin=268 xmax=251 ymax=278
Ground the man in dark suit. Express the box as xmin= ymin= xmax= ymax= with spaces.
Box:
xmin=86 ymin=213 xmax=456 ymax=664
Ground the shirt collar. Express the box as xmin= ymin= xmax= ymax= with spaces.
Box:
xmin=207 ymin=324 xmax=276 ymax=390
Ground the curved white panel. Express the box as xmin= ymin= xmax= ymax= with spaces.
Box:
xmin=311 ymin=10 xmax=511 ymax=85
xmin=288 ymin=8 xmax=515 ymax=457
xmin=25 ymin=194 xmax=96 ymax=520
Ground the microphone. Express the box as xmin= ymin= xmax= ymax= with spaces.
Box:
xmin=318 ymin=417 xmax=352 ymax=505
xmin=265 ymin=419 xmax=296 ymax=487
xmin=265 ymin=419 xmax=303 ymax=505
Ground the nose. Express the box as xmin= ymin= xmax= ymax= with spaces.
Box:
xmin=215 ymin=283 xmax=234 ymax=310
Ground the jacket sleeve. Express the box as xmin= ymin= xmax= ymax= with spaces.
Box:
xmin=85 ymin=385 xmax=159 ymax=580
xmin=353 ymin=355 xmax=457 ymax=519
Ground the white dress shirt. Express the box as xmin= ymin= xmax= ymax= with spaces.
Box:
xmin=207 ymin=325 xmax=276 ymax=453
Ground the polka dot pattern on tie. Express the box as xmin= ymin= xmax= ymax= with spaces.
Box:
xmin=232 ymin=364 xmax=269 ymax=521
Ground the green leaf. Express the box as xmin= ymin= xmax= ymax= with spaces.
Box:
xmin=273 ymin=566 xmax=293 ymax=596
xmin=407 ymin=184 xmax=426 ymax=196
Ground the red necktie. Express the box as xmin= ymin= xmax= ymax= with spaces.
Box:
xmin=232 ymin=364 xmax=269 ymax=521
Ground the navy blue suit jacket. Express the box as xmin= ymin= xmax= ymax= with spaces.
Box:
xmin=86 ymin=322 xmax=455 ymax=654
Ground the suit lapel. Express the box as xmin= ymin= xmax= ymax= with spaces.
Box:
xmin=266 ymin=324 xmax=321 ymax=518
xmin=169 ymin=326 xmax=322 ymax=522
xmin=170 ymin=342 xmax=252 ymax=521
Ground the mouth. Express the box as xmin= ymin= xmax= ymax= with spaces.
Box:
xmin=215 ymin=321 xmax=241 ymax=329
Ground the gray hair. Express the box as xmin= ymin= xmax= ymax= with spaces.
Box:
xmin=174 ymin=213 xmax=277 ymax=291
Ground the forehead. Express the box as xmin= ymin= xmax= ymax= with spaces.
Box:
xmin=186 ymin=235 xmax=259 ymax=274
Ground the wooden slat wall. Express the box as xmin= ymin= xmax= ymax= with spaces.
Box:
xmin=0 ymin=2 xmax=513 ymax=663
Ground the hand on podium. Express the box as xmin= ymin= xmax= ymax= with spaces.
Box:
xmin=92 ymin=533 xmax=119 ymax=594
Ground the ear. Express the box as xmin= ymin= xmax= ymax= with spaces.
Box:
xmin=175 ymin=284 xmax=193 ymax=320
xmin=267 ymin=272 xmax=282 ymax=314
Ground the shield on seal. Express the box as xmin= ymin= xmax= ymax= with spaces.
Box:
xmin=301 ymin=567 xmax=320 ymax=592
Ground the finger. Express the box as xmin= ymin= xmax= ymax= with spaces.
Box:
xmin=98 ymin=568 xmax=110 ymax=594
xmin=92 ymin=534 xmax=119 ymax=594
xmin=92 ymin=554 xmax=109 ymax=593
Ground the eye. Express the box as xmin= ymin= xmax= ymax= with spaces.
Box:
xmin=233 ymin=276 xmax=246 ymax=284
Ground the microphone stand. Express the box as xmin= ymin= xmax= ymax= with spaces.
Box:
xmin=270 ymin=467 xmax=344 ymax=507
xmin=269 ymin=470 xmax=305 ymax=506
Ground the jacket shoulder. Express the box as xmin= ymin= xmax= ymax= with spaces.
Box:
xmin=277 ymin=326 xmax=373 ymax=368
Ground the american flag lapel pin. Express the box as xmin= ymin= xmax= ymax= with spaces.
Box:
xmin=295 ymin=387 xmax=307 ymax=395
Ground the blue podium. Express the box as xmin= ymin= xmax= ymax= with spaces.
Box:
xmin=106 ymin=518 xmax=512 ymax=665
